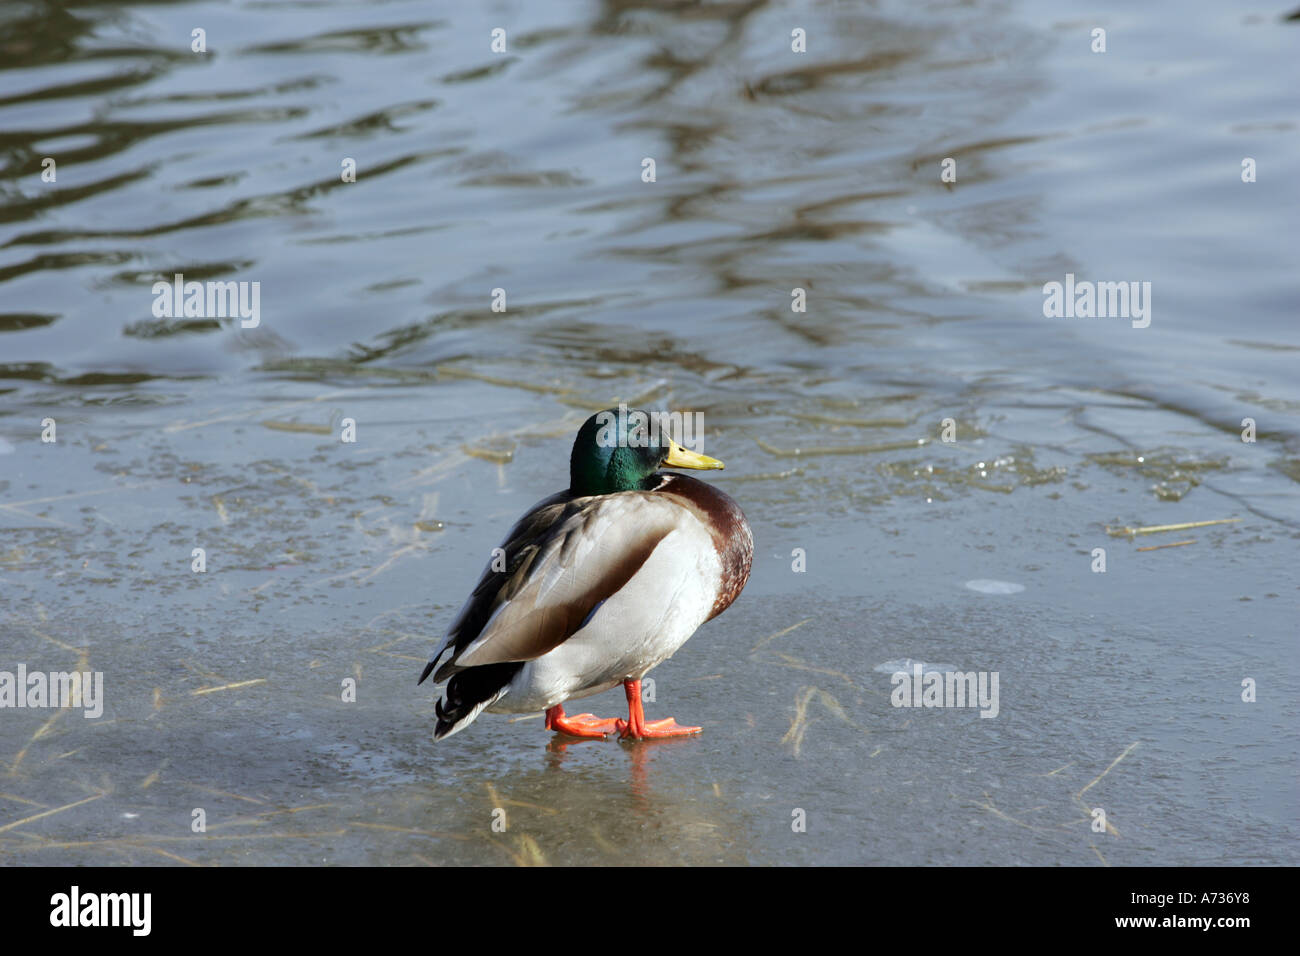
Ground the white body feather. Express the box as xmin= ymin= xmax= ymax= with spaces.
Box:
xmin=490 ymin=523 xmax=721 ymax=712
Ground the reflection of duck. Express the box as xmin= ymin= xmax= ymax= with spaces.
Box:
xmin=420 ymin=408 xmax=753 ymax=741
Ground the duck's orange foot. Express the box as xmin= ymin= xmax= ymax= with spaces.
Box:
xmin=544 ymin=705 xmax=618 ymax=738
xmin=616 ymin=716 xmax=702 ymax=740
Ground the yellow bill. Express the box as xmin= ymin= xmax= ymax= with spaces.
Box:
xmin=665 ymin=439 xmax=724 ymax=470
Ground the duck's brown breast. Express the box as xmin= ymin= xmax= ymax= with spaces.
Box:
xmin=656 ymin=473 xmax=754 ymax=620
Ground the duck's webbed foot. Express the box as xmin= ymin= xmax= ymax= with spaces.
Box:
xmin=616 ymin=715 xmax=702 ymax=740
xmin=616 ymin=678 xmax=702 ymax=740
xmin=544 ymin=704 xmax=618 ymax=738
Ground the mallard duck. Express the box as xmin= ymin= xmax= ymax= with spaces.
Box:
xmin=419 ymin=407 xmax=753 ymax=741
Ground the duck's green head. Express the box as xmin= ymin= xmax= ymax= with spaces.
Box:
xmin=569 ymin=406 xmax=723 ymax=496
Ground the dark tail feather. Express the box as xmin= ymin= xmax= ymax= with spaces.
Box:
xmin=433 ymin=662 xmax=523 ymax=741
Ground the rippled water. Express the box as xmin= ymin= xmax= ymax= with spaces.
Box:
xmin=1 ymin=0 xmax=1296 ymax=865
